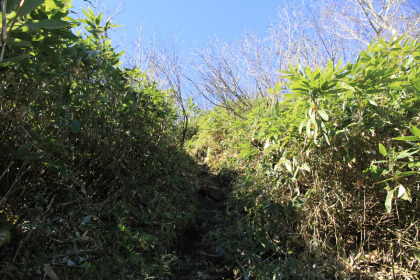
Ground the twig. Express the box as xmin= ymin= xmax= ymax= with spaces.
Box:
xmin=0 ymin=0 xmax=7 ymax=63
xmin=0 ymin=0 xmax=28 ymax=64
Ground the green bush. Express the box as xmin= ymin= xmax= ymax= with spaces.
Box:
xmin=0 ymin=2 xmax=197 ymax=278
xmin=195 ymin=36 xmax=420 ymax=279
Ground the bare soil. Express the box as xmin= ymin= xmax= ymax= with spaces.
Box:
xmin=171 ymin=171 xmax=234 ymax=280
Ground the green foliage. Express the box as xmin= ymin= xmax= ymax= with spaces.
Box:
xmin=0 ymin=221 xmax=11 ymax=247
xmin=0 ymin=1 xmax=197 ymax=278
xmin=0 ymin=0 xmax=77 ymax=65
xmin=369 ymin=124 xmax=420 ymax=213
xmin=190 ymin=36 xmax=420 ymax=279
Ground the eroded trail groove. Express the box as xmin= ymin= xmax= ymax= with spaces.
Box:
xmin=171 ymin=170 xmax=233 ymax=280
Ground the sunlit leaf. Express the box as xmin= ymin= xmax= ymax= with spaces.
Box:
xmin=410 ymin=125 xmax=420 ymax=138
xmin=267 ymin=88 xmax=276 ymax=94
xmin=385 ymin=189 xmax=394 ymax=213
xmin=379 ymin=143 xmax=387 ymax=156
xmin=393 ymin=136 xmax=420 ymax=141
xmin=397 ymin=185 xmax=406 ymax=198
xmin=378 ymin=38 xmax=388 ymax=48
xmin=397 ymin=185 xmax=411 ymax=201
xmin=20 ymin=0 xmax=45 ymax=17
xmin=318 ymin=109 xmax=329 ymax=121
xmin=300 ymin=163 xmax=310 ymax=172
xmin=413 ymin=79 xmax=420 ymax=91
xmin=396 ymin=149 xmax=419 ymax=159
xmin=281 ymin=158 xmax=292 ymax=173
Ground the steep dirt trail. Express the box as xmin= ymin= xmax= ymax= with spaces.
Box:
xmin=171 ymin=170 xmax=233 ymax=280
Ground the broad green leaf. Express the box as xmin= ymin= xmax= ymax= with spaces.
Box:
xmin=71 ymin=120 xmax=81 ymax=133
xmin=96 ymin=12 xmax=103 ymax=26
xmin=318 ymin=109 xmax=329 ymax=121
xmin=267 ymin=88 xmax=276 ymax=94
xmin=396 ymin=149 xmax=418 ymax=159
xmin=397 ymin=185 xmax=407 ymax=199
xmin=408 ymin=162 xmax=420 ymax=168
xmin=395 ymin=171 xmax=418 ymax=178
xmin=341 ymin=84 xmax=356 ymax=92
xmin=0 ymin=54 xmax=29 ymax=66
xmin=414 ymin=248 xmax=420 ymax=261
xmin=393 ymin=136 xmax=420 ymax=141
xmin=25 ymin=19 xmax=70 ymax=29
xmin=368 ymin=99 xmax=377 ymax=106
xmin=18 ymin=141 xmax=33 ymax=152
xmin=300 ymin=163 xmax=310 ymax=172
xmin=120 ymin=224 xmax=132 ymax=235
xmin=281 ymin=158 xmax=292 ymax=173
xmin=387 ymin=83 xmax=402 ymax=90
xmin=6 ymin=0 xmax=20 ymax=13
xmin=6 ymin=37 xmax=31 ymax=46
xmin=414 ymin=79 xmax=420 ymax=91
xmin=275 ymin=81 xmax=284 ymax=92
xmin=293 ymin=198 xmax=305 ymax=209
xmin=369 ymin=165 xmax=381 ymax=181
xmin=378 ymin=38 xmax=388 ymax=48
xmin=284 ymin=92 xmax=304 ymax=100
xmin=385 ymin=189 xmax=394 ymax=213
xmin=391 ymin=35 xmax=404 ymax=47
xmin=20 ymin=0 xmax=45 ymax=17
xmin=290 ymin=87 xmax=310 ymax=93
xmin=381 ymin=165 xmax=391 ymax=175
xmin=44 ymin=0 xmax=61 ymax=10
xmin=304 ymin=67 xmax=313 ymax=80
xmin=397 ymin=185 xmax=411 ymax=201
xmin=299 ymin=120 xmax=306 ymax=134
xmin=410 ymin=125 xmax=420 ymax=138
xmin=379 ymin=143 xmax=387 ymax=156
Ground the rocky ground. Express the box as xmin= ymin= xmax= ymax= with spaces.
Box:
xmin=171 ymin=170 xmax=233 ymax=280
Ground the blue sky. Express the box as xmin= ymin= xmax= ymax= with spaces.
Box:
xmin=71 ymin=0 xmax=283 ymax=53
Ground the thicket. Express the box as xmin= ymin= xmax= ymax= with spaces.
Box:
xmin=1 ymin=0 xmax=420 ymax=279
xmin=0 ymin=1 xmax=198 ymax=278
xmin=187 ymin=37 xmax=420 ymax=278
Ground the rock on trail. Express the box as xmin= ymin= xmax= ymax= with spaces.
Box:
xmin=171 ymin=173 xmax=232 ymax=280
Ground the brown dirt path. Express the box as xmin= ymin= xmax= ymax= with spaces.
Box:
xmin=171 ymin=171 xmax=233 ymax=280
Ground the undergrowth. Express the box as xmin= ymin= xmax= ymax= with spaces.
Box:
xmin=186 ymin=36 xmax=420 ymax=279
xmin=0 ymin=2 xmax=199 ymax=279
xmin=1 ymin=1 xmax=420 ymax=279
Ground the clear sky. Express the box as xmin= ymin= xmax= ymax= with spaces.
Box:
xmin=71 ymin=0 xmax=283 ymax=53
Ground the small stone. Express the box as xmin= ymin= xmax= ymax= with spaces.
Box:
xmin=206 ymin=187 xmax=226 ymax=201
xmin=197 ymin=178 xmax=227 ymax=201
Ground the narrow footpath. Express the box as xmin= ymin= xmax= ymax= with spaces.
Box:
xmin=171 ymin=169 xmax=233 ymax=280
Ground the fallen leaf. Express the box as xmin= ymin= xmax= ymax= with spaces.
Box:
xmin=355 ymin=179 xmax=364 ymax=187
xmin=44 ymin=264 xmax=59 ymax=280
xmin=80 ymin=230 xmax=90 ymax=241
